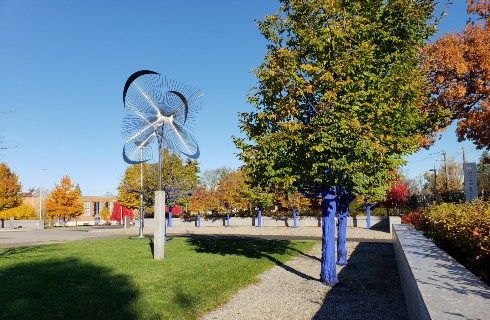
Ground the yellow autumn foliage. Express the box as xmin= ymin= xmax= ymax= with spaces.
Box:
xmin=44 ymin=175 xmax=83 ymax=221
xmin=0 ymin=203 xmax=37 ymax=220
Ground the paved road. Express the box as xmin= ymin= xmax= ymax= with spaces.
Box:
xmin=0 ymin=229 xmax=125 ymax=249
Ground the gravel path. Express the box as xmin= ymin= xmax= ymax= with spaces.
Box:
xmin=201 ymin=241 xmax=408 ymax=320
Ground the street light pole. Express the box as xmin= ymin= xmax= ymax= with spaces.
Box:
xmin=39 ymin=168 xmax=47 ymax=229
xmin=135 ymin=140 xmax=149 ymax=238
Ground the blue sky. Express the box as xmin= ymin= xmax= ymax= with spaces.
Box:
xmin=0 ymin=0 xmax=484 ymax=195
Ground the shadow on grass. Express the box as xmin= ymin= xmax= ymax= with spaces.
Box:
xmin=312 ymin=242 xmax=408 ymax=320
xmin=186 ymin=235 xmax=316 ymax=281
xmin=0 ymin=257 xmax=139 ymax=320
xmin=0 ymin=246 xmax=45 ymax=257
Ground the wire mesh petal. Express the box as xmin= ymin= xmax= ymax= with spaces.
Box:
xmin=122 ymin=70 xmax=201 ymax=164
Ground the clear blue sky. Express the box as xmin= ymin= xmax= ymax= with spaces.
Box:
xmin=0 ymin=0 xmax=483 ymax=195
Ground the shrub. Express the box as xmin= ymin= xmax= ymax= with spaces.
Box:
xmin=423 ymin=201 xmax=490 ymax=283
xmin=401 ymin=210 xmax=427 ymax=231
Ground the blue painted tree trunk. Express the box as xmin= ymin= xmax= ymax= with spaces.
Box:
xmin=337 ymin=190 xmax=355 ymax=266
xmin=257 ymin=207 xmax=262 ymax=228
xmin=197 ymin=213 xmax=201 ymax=227
xmin=320 ymin=186 xmax=338 ymax=286
xmin=365 ymin=202 xmax=374 ymax=229
xmin=226 ymin=214 xmax=230 ymax=227
xmin=168 ymin=211 xmax=172 ymax=227
xmin=292 ymin=208 xmax=298 ymax=228
xmin=336 ymin=203 xmax=348 ymax=265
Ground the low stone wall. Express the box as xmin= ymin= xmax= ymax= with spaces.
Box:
xmin=389 ymin=216 xmax=401 ymax=234
xmin=51 ymin=220 xmax=112 ymax=227
xmin=392 ymin=224 xmax=490 ymax=320
xmin=142 ymin=215 xmax=388 ymax=229
xmin=0 ymin=219 xmax=40 ymax=229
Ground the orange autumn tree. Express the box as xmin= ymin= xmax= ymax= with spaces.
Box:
xmin=276 ymin=191 xmax=313 ymax=215
xmin=0 ymin=163 xmax=22 ymax=220
xmin=216 ymin=170 xmax=250 ymax=213
xmin=44 ymin=175 xmax=83 ymax=223
xmin=188 ymin=185 xmax=220 ymax=214
xmin=423 ymin=0 xmax=490 ymax=149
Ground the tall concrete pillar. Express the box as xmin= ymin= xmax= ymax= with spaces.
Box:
xmin=154 ymin=191 xmax=165 ymax=260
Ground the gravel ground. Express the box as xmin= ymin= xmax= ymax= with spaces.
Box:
xmin=201 ymin=241 xmax=408 ymax=320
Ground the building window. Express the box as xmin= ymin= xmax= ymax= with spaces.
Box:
xmin=83 ymin=202 xmax=91 ymax=216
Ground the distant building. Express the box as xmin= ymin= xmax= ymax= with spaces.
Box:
xmin=24 ymin=195 xmax=117 ymax=226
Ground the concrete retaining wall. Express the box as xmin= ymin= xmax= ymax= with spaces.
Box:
xmin=141 ymin=215 xmax=388 ymax=229
xmin=0 ymin=219 xmax=40 ymax=229
xmin=392 ymin=224 xmax=490 ymax=320
xmin=389 ymin=216 xmax=401 ymax=234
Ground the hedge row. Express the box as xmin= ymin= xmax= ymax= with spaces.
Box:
xmin=402 ymin=201 xmax=490 ymax=284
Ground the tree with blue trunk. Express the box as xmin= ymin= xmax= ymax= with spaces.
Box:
xmin=337 ymin=188 xmax=356 ymax=266
xmin=257 ymin=207 xmax=262 ymax=227
xmin=226 ymin=214 xmax=230 ymax=227
xmin=292 ymin=208 xmax=298 ymax=228
xmin=167 ymin=206 xmax=172 ymax=227
xmin=365 ymin=200 xmax=375 ymax=229
xmin=234 ymin=0 xmax=447 ymax=286
xmin=197 ymin=212 xmax=201 ymax=227
xmin=320 ymin=187 xmax=338 ymax=285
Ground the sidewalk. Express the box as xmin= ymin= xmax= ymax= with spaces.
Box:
xmin=201 ymin=241 xmax=408 ymax=320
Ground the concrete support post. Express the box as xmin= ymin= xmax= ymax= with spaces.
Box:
xmin=154 ymin=191 xmax=165 ymax=260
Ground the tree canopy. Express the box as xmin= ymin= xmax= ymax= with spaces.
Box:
xmin=423 ymin=157 xmax=463 ymax=197
xmin=235 ymin=0 xmax=447 ymax=286
xmin=0 ymin=163 xmax=22 ymax=213
xmin=188 ymin=168 xmax=274 ymax=216
xmin=234 ymin=0 xmax=446 ymax=199
xmin=0 ymin=203 xmax=36 ymax=220
xmin=422 ymin=0 xmax=490 ymax=149
xmin=477 ymin=151 xmax=490 ymax=198
xmin=385 ymin=178 xmax=408 ymax=212
xmin=117 ymin=149 xmax=199 ymax=217
xmin=44 ymin=175 xmax=83 ymax=221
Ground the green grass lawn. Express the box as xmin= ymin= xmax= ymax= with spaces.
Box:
xmin=0 ymin=236 xmax=315 ymax=320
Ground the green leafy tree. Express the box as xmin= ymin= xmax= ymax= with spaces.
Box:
xmin=234 ymin=0 xmax=445 ymax=285
xmin=477 ymin=151 xmax=490 ymax=198
xmin=118 ymin=149 xmax=199 ymax=217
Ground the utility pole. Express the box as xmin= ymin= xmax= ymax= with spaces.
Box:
xmin=443 ymin=152 xmax=449 ymax=195
xmin=460 ymin=147 xmax=467 ymax=192
xmin=429 ymin=167 xmax=438 ymax=203
xmin=39 ymin=168 xmax=47 ymax=229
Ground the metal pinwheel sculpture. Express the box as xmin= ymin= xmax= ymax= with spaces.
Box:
xmin=122 ymin=70 xmax=202 ymax=190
